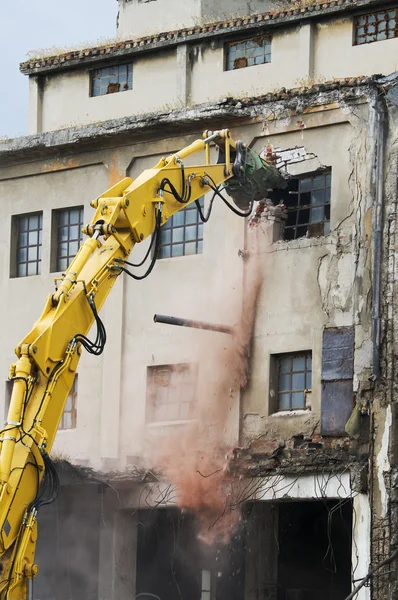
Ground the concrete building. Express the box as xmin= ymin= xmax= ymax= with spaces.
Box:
xmin=1 ymin=0 xmax=398 ymax=598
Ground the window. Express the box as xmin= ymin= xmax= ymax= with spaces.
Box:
xmin=91 ymin=63 xmax=133 ymax=97
xmin=59 ymin=376 xmax=78 ymax=430
xmin=201 ymin=570 xmax=212 ymax=600
xmin=274 ymin=352 xmax=312 ymax=411
xmin=354 ymin=8 xmax=398 ymax=44
xmin=268 ymin=170 xmax=331 ymax=240
xmin=147 ymin=364 xmax=196 ymax=422
xmin=53 ymin=207 xmax=84 ymax=272
xmin=226 ymin=36 xmax=271 ymax=71
xmin=14 ymin=212 xmax=43 ymax=277
xmin=159 ymin=198 xmax=204 ymax=258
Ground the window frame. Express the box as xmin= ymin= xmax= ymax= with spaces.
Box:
xmin=225 ymin=35 xmax=272 ymax=71
xmin=267 ymin=169 xmax=331 ymax=241
xmin=90 ymin=62 xmax=133 ymax=98
xmin=58 ymin=375 xmax=78 ymax=430
xmin=146 ymin=363 xmax=197 ymax=423
xmin=11 ymin=212 xmax=43 ymax=278
xmin=51 ymin=206 xmax=84 ymax=273
xmin=353 ymin=7 xmax=398 ymax=45
xmin=270 ymin=352 xmax=312 ymax=413
xmin=158 ymin=197 xmax=204 ymax=259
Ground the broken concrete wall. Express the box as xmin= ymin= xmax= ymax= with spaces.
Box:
xmin=24 ymin=9 xmax=398 ymax=134
xmin=1 ymin=78 xmax=396 ymax=597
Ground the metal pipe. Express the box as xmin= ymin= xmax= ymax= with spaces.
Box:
xmin=154 ymin=314 xmax=233 ymax=335
xmin=28 ymin=579 xmax=33 ymax=600
xmin=371 ymin=93 xmax=386 ymax=380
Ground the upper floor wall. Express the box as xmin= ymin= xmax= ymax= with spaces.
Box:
xmin=27 ymin=6 xmax=398 ymax=134
xmin=116 ymin=0 xmax=274 ymax=38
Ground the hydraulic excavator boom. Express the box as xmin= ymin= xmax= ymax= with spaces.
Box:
xmin=0 ymin=130 xmax=285 ymax=599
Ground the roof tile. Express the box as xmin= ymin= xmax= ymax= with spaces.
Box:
xmin=20 ymin=0 xmax=373 ymax=75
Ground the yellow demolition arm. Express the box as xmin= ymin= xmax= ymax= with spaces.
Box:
xmin=0 ymin=130 xmax=243 ymax=599
xmin=0 ymin=128 xmax=287 ymax=599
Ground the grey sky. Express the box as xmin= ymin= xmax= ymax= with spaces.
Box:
xmin=0 ymin=0 xmax=116 ymax=139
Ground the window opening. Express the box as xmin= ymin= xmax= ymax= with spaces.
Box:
xmin=147 ymin=364 xmax=196 ymax=422
xmin=354 ymin=8 xmax=398 ymax=44
xmin=159 ymin=198 xmax=204 ymax=258
xmin=201 ymin=570 xmax=212 ymax=600
xmin=275 ymin=352 xmax=312 ymax=411
xmin=267 ymin=170 xmax=331 ymax=240
xmin=226 ymin=36 xmax=271 ymax=71
xmin=278 ymin=500 xmax=352 ymax=599
xmin=91 ymin=63 xmax=133 ymax=97
xmin=15 ymin=212 xmax=43 ymax=277
xmin=59 ymin=376 xmax=78 ymax=430
xmin=55 ymin=206 xmax=84 ymax=272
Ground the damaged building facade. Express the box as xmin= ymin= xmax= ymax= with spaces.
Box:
xmin=1 ymin=0 xmax=398 ymax=598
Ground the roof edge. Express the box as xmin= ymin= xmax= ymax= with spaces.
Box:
xmin=20 ymin=0 xmax=383 ymax=76
xmin=0 ymin=75 xmax=381 ymax=166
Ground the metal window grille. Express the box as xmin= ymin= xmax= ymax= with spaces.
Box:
xmin=147 ymin=364 xmax=196 ymax=423
xmin=59 ymin=376 xmax=78 ymax=430
xmin=56 ymin=207 xmax=84 ymax=272
xmin=268 ymin=171 xmax=331 ymax=241
xmin=226 ymin=36 xmax=271 ymax=71
xmin=355 ymin=8 xmax=398 ymax=44
xmin=91 ymin=63 xmax=133 ymax=97
xmin=158 ymin=198 xmax=204 ymax=258
xmin=276 ymin=352 xmax=312 ymax=411
xmin=16 ymin=212 xmax=43 ymax=277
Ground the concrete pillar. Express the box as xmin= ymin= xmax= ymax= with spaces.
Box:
xmin=245 ymin=503 xmax=278 ymax=600
xmin=98 ymin=491 xmax=137 ymax=600
xmin=299 ymin=22 xmax=315 ymax=80
xmin=28 ymin=76 xmax=43 ymax=134
xmin=176 ymin=44 xmax=191 ymax=107
xmin=100 ymin=275 xmax=125 ymax=467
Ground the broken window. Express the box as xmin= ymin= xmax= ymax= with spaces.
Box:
xmin=91 ymin=63 xmax=133 ymax=97
xmin=146 ymin=364 xmax=196 ymax=422
xmin=159 ymin=198 xmax=204 ymax=258
xmin=272 ymin=352 xmax=312 ymax=412
xmin=13 ymin=212 xmax=43 ymax=278
xmin=267 ymin=170 xmax=331 ymax=240
xmin=354 ymin=8 xmax=398 ymax=44
xmin=226 ymin=36 xmax=271 ymax=71
xmin=52 ymin=206 xmax=84 ymax=272
xmin=58 ymin=375 xmax=78 ymax=430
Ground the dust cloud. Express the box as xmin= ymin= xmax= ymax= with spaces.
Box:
xmin=145 ymin=233 xmax=263 ymax=544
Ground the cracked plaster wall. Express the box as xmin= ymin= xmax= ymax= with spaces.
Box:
xmin=241 ymin=101 xmax=373 ymax=446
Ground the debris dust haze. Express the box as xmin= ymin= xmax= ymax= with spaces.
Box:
xmin=145 ymin=235 xmax=263 ymax=544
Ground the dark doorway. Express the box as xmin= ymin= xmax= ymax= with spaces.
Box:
xmin=277 ymin=500 xmax=352 ymax=600
xmin=135 ymin=508 xmax=245 ymax=600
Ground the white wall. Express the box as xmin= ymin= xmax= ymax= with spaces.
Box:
xmin=314 ymin=16 xmax=398 ymax=79
xmin=117 ymin=0 xmax=274 ymax=38
xmin=40 ymin=51 xmax=177 ymax=132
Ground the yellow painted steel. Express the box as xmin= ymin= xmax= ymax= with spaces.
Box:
xmin=0 ymin=130 xmax=242 ymax=599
